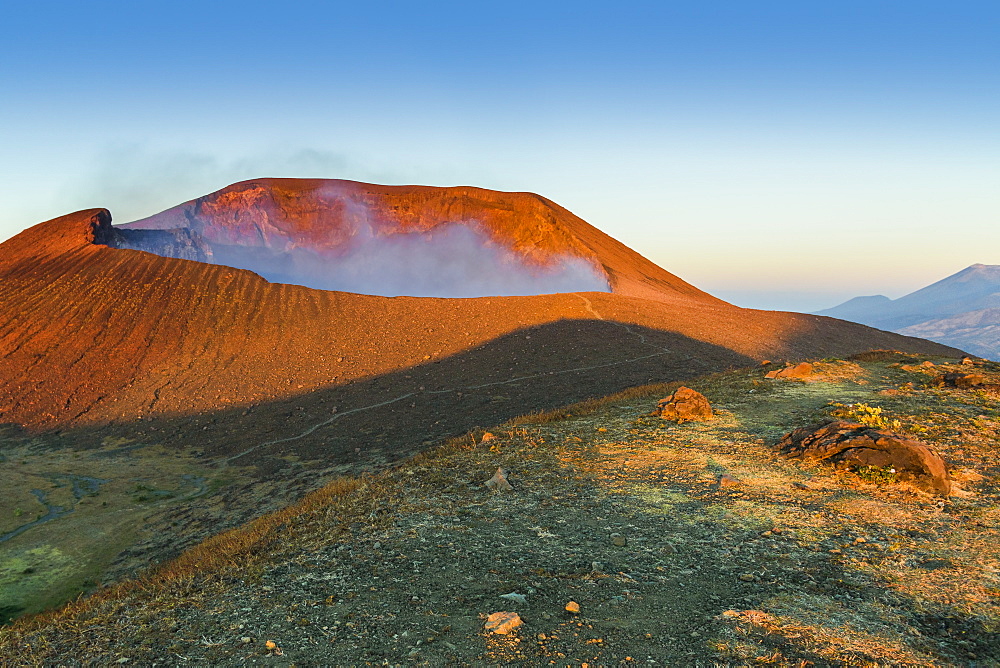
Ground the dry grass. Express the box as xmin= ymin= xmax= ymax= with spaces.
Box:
xmin=2 ymin=352 xmax=999 ymax=665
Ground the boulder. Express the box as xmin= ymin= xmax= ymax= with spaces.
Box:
xmin=764 ymin=362 xmax=814 ymax=380
xmin=931 ymin=372 xmax=987 ymax=388
xmin=651 ymin=386 xmax=713 ymax=423
xmin=777 ymin=420 xmax=951 ymax=495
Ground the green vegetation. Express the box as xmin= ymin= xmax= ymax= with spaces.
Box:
xmin=856 ymin=464 xmax=899 ymax=485
xmin=830 ymin=401 xmax=903 ymax=431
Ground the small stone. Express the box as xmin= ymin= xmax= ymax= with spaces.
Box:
xmin=485 ymin=611 xmax=523 ymax=634
xmin=739 ymin=574 xmax=755 ymax=582
xmin=611 ymin=534 xmax=627 ymax=547
xmin=241 ymin=637 xmax=253 ymax=644
xmin=500 ymin=592 xmax=528 ymax=604
xmin=718 ymin=473 xmax=742 ymax=488
xmin=565 ymin=601 xmax=581 ymax=614
xmin=484 ymin=467 xmax=514 ymax=492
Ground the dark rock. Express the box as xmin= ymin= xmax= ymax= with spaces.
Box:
xmin=777 ymin=420 xmax=952 ymax=496
xmin=764 ymin=362 xmax=814 ymax=380
xmin=651 ymin=386 xmax=713 ymax=423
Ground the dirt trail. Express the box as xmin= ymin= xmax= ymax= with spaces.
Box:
xmin=220 ymin=295 xmax=685 ymax=466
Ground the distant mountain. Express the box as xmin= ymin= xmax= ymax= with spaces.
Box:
xmin=817 ymin=264 xmax=1000 ymax=359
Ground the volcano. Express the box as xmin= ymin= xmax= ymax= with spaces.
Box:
xmin=0 ymin=179 xmax=967 ymax=619
xmin=0 ymin=178 xmax=960 ymax=450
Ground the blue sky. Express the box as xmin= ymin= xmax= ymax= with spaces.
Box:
xmin=2 ymin=1 xmax=997 ymax=310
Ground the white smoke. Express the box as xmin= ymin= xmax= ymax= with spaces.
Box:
xmin=119 ymin=188 xmax=611 ymax=298
xmin=207 ymin=220 xmax=610 ymax=297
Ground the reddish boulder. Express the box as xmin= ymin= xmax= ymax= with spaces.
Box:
xmin=652 ymin=386 xmax=713 ymax=423
xmin=777 ymin=421 xmax=951 ymax=495
xmin=765 ymin=362 xmax=814 ymax=380
xmin=931 ymin=372 xmax=987 ymax=388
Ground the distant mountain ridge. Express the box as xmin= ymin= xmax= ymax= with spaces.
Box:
xmin=816 ymin=264 xmax=1000 ymax=359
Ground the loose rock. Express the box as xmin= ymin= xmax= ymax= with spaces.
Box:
xmin=484 ymin=467 xmax=514 ymax=492
xmin=651 ymin=386 xmax=713 ymax=423
xmin=764 ymin=362 xmax=814 ymax=380
xmin=718 ymin=473 xmax=742 ymax=488
xmin=484 ymin=611 xmax=523 ymax=634
xmin=777 ymin=420 xmax=952 ymax=495
xmin=931 ymin=372 xmax=987 ymax=388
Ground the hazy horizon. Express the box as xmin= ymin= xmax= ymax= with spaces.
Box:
xmin=2 ymin=1 xmax=997 ymax=313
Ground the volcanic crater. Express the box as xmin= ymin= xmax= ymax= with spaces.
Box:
xmin=111 ymin=179 xmax=615 ymax=298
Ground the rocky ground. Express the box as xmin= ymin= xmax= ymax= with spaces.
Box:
xmin=3 ymin=353 xmax=1000 ymax=666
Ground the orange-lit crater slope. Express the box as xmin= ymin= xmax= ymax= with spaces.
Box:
xmin=0 ymin=180 xmax=960 ymax=438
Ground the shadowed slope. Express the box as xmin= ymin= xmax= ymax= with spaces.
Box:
xmin=0 ymin=201 xmax=960 ymax=434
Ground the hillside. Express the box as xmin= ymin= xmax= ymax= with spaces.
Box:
xmin=0 ymin=180 xmax=964 ymax=625
xmin=116 ymin=178 xmax=717 ymax=302
xmin=2 ymin=352 xmax=998 ymax=665
xmin=818 ymin=265 xmax=1000 ymax=359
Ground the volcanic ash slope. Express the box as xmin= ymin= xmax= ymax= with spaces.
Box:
xmin=0 ymin=179 xmax=960 ymax=460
